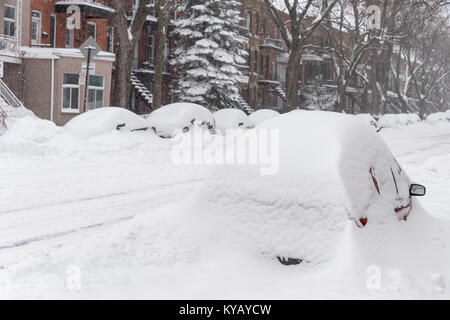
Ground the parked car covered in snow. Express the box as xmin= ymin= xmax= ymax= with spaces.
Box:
xmin=147 ymin=103 xmax=215 ymax=138
xmin=355 ymin=113 xmax=378 ymax=129
xmin=195 ymin=111 xmax=426 ymax=265
xmin=248 ymin=109 xmax=280 ymax=126
xmin=378 ymin=113 xmax=421 ymax=128
xmin=64 ymin=107 xmax=149 ymax=139
xmin=213 ymin=108 xmax=253 ymax=134
xmin=426 ymin=111 xmax=450 ymax=124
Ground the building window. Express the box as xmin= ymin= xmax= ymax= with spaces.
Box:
xmin=107 ymin=26 xmax=114 ymax=52
xmin=50 ymin=15 xmax=56 ymax=48
xmin=164 ymin=39 xmax=169 ymax=72
xmin=255 ymin=13 xmax=260 ymax=36
xmin=31 ymin=11 xmax=42 ymax=45
xmin=147 ymin=35 xmax=154 ymax=64
xmin=65 ymin=20 xmax=75 ymax=48
xmin=88 ymin=75 xmax=104 ymax=110
xmin=62 ymin=73 xmax=80 ymax=112
xmin=4 ymin=5 xmax=16 ymax=37
xmin=87 ymin=22 xmax=96 ymax=40
xmin=246 ymin=12 xmax=252 ymax=32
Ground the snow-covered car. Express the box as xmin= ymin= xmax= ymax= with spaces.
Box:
xmin=213 ymin=108 xmax=253 ymax=134
xmin=426 ymin=111 xmax=450 ymax=124
xmin=147 ymin=103 xmax=215 ymax=138
xmin=64 ymin=107 xmax=149 ymax=139
xmin=355 ymin=113 xmax=378 ymax=129
xmin=248 ymin=109 xmax=280 ymax=126
xmin=195 ymin=110 xmax=426 ymax=265
xmin=378 ymin=113 xmax=421 ymax=128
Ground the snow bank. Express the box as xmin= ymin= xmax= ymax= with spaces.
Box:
xmin=378 ymin=113 xmax=421 ymax=128
xmin=0 ymin=96 xmax=35 ymax=135
xmin=248 ymin=109 xmax=280 ymax=126
xmin=65 ymin=107 xmax=149 ymax=139
xmin=213 ymin=108 xmax=253 ymax=134
xmin=147 ymin=103 xmax=214 ymax=138
xmin=426 ymin=111 xmax=450 ymax=124
xmin=187 ymin=110 xmax=409 ymax=265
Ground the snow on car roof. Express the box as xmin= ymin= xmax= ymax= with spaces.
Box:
xmin=147 ymin=103 xmax=214 ymax=138
xmin=248 ymin=109 xmax=280 ymax=127
xmin=65 ymin=107 xmax=148 ymax=139
xmin=213 ymin=108 xmax=253 ymax=133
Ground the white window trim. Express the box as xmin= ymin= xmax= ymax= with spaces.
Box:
xmin=4 ymin=5 xmax=17 ymax=37
xmin=107 ymin=26 xmax=114 ymax=53
xmin=148 ymin=35 xmax=155 ymax=63
xmin=65 ymin=26 xmax=74 ymax=48
xmin=31 ymin=10 xmax=42 ymax=45
xmin=88 ymin=75 xmax=105 ymax=110
xmin=61 ymin=73 xmax=80 ymax=113
xmin=87 ymin=21 xmax=97 ymax=40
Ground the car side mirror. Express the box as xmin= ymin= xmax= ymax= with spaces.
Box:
xmin=410 ymin=184 xmax=426 ymax=197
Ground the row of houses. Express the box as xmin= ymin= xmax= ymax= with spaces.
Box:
xmin=0 ymin=0 xmax=427 ymax=126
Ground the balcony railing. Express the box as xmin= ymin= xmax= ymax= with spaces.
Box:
xmin=55 ymin=0 xmax=115 ymax=18
xmin=0 ymin=35 xmax=20 ymax=57
xmin=260 ymin=38 xmax=285 ymax=51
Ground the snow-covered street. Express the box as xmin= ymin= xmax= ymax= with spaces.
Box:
xmin=0 ymin=118 xmax=450 ymax=299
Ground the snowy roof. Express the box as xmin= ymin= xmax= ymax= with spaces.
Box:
xmin=20 ymin=47 xmax=115 ymax=62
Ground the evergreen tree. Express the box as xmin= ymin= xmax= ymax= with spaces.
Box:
xmin=172 ymin=0 xmax=248 ymax=110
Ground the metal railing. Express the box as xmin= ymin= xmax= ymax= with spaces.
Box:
xmin=0 ymin=79 xmax=24 ymax=109
xmin=0 ymin=34 xmax=20 ymax=57
xmin=55 ymin=0 xmax=115 ymax=12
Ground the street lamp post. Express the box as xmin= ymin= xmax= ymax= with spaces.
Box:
xmin=82 ymin=45 xmax=95 ymax=113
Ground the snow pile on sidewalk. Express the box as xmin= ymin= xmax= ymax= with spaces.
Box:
xmin=378 ymin=113 xmax=421 ymax=128
xmin=213 ymin=108 xmax=253 ymax=134
xmin=147 ymin=103 xmax=214 ymax=138
xmin=0 ymin=96 xmax=35 ymax=135
xmin=65 ymin=107 xmax=149 ymax=139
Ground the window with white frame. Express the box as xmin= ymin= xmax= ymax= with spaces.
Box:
xmin=62 ymin=73 xmax=80 ymax=112
xmin=3 ymin=5 xmax=16 ymax=37
xmin=87 ymin=75 xmax=104 ymax=110
xmin=31 ymin=11 xmax=42 ymax=44
xmin=87 ymin=22 xmax=96 ymax=40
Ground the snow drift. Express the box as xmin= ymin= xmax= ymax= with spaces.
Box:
xmin=147 ymin=103 xmax=214 ymax=138
xmin=65 ymin=107 xmax=149 ymax=139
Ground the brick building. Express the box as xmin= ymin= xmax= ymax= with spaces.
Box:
xmin=1 ymin=0 xmax=115 ymax=125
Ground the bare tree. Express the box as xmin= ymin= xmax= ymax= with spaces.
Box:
xmin=264 ymin=0 xmax=339 ymax=112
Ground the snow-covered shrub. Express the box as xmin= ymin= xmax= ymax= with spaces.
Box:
xmin=65 ymin=107 xmax=149 ymax=139
xmin=147 ymin=102 xmax=214 ymax=138
xmin=172 ymin=0 xmax=248 ymax=110
xmin=213 ymin=108 xmax=253 ymax=134
xmin=248 ymin=109 xmax=280 ymax=126
xmin=378 ymin=113 xmax=421 ymax=128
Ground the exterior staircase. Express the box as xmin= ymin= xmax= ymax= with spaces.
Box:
xmin=274 ymin=84 xmax=286 ymax=102
xmin=131 ymin=72 xmax=153 ymax=111
xmin=237 ymin=95 xmax=255 ymax=115
xmin=0 ymin=78 xmax=24 ymax=131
